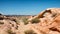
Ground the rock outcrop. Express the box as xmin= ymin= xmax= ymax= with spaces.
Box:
xmin=29 ymin=8 xmax=60 ymax=34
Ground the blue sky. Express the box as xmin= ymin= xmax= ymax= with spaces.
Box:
xmin=0 ymin=0 xmax=60 ymax=15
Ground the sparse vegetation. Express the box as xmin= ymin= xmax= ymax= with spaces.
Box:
xmin=0 ymin=22 xmax=4 ymax=24
xmin=7 ymin=29 xmax=16 ymax=34
xmin=12 ymin=24 xmax=14 ymax=27
xmin=15 ymin=25 xmax=18 ymax=30
xmin=31 ymin=18 xmax=40 ymax=24
xmin=14 ymin=19 xmax=20 ymax=25
xmin=22 ymin=17 xmax=29 ymax=25
xmin=24 ymin=30 xmax=37 ymax=34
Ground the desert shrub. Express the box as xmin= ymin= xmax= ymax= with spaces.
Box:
xmin=24 ymin=30 xmax=37 ymax=34
xmin=31 ymin=18 xmax=40 ymax=24
xmin=14 ymin=19 xmax=20 ymax=25
xmin=0 ymin=22 xmax=4 ymax=24
xmin=22 ymin=17 xmax=29 ymax=25
xmin=7 ymin=30 xmax=16 ymax=34
xmin=15 ymin=25 xmax=18 ymax=30
xmin=12 ymin=24 xmax=14 ymax=27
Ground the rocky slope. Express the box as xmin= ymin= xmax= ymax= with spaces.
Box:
xmin=29 ymin=8 xmax=60 ymax=34
xmin=0 ymin=8 xmax=60 ymax=34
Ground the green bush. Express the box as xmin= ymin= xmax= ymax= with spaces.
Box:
xmin=22 ymin=17 xmax=29 ymax=25
xmin=24 ymin=30 xmax=36 ymax=34
xmin=31 ymin=18 xmax=40 ymax=24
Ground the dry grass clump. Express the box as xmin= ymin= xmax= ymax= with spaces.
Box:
xmin=22 ymin=17 xmax=29 ymax=25
xmin=0 ymin=22 xmax=4 ymax=24
xmin=7 ymin=29 xmax=16 ymax=34
xmin=31 ymin=18 xmax=40 ymax=24
xmin=24 ymin=30 xmax=37 ymax=34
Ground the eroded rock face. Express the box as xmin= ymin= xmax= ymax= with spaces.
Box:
xmin=29 ymin=8 xmax=60 ymax=34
